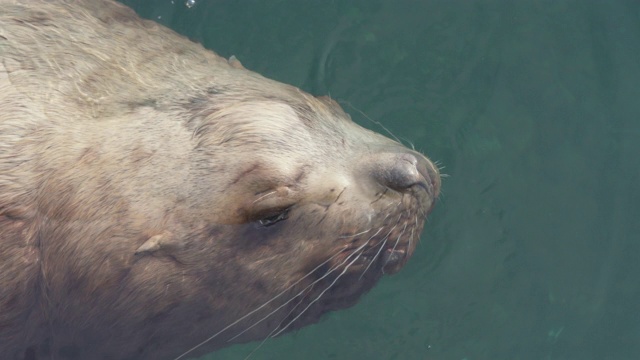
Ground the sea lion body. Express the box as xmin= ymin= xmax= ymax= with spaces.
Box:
xmin=0 ymin=1 xmax=440 ymax=359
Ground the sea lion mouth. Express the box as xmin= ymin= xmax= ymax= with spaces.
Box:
xmin=327 ymin=216 xmax=421 ymax=279
xmin=348 ymin=240 xmax=411 ymax=275
xmin=381 ymin=247 xmax=406 ymax=266
xmin=355 ymin=247 xmax=407 ymax=272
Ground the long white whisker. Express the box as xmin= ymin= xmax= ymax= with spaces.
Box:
xmin=341 ymin=101 xmax=404 ymax=146
xmin=173 ymin=244 xmax=356 ymax=360
xmin=236 ymin=293 xmax=308 ymax=360
xmin=338 ymin=228 xmax=371 ymax=238
xmin=359 ymin=236 xmax=387 ymax=281
xmin=383 ymin=222 xmax=407 ymax=269
xmin=359 ymin=211 xmax=404 ymax=279
xmin=226 ymin=239 xmax=372 ymax=343
xmin=271 ymin=248 xmax=366 ymax=339
xmin=239 ymin=244 xmax=371 ymax=359
xmin=175 ymin=207 xmax=406 ymax=359
xmin=408 ymin=217 xmax=416 ymax=252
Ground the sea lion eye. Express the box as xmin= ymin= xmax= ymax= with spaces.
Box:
xmin=258 ymin=208 xmax=289 ymax=227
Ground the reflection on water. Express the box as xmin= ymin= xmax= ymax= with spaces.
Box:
xmin=122 ymin=0 xmax=640 ymax=359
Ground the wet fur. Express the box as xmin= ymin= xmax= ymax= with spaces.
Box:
xmin=0 ymin=1 xmax=439 ymax=359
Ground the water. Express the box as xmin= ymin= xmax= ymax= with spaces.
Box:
xmin=121 ymin=1 xmax=640 ymax=359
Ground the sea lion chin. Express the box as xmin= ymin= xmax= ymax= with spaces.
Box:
xmin=0 ymin=1 xmax=441 ymax=359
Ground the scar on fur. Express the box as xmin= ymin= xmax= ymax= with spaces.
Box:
xmin=135 ymin=231 xmax=177 ymax=255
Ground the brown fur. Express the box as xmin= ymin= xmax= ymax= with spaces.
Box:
xmin=0 ymin=1 xmax=440 ymax=359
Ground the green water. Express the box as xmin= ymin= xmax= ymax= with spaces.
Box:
xmin=122 ymin=1 xmax=640 ymax=359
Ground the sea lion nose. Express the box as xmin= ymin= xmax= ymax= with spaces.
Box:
xmin=372 ymin=152 xmax=440 ymax=197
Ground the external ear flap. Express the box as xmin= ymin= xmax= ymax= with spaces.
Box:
xmin=316 ymin=95 xmax=349 ymax=118
xmin=316 ymin=95 xmax=339 ymax=108
xmin=135 ymin=231 xmax=181 ymax=255
xmin=228 ymin=55 xmax=245 ymax=69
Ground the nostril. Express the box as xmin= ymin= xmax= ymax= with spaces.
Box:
xmin=374 ymin=153 xmax=422 ymax=192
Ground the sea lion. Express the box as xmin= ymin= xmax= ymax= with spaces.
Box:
xmin=0 ymin=1 xmax=441 ymax=359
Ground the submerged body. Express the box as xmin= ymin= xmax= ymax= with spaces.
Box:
xmin=0 ymin=1 xmax=440 ymax=359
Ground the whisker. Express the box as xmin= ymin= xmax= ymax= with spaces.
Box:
xmin=226 ymin=239 xmax=372 ymax=343
xmin=175 ymin=195 xmax=422 ymax=359
xmin=340 ymin=101 xmax=404 ymax=146
xmin=414 ymin=195 xmax=427 ymax=219
xmin=338 ymin=228 xmax=371 ymax=238
xmin=172 ymin=245 xmax=355 ymax=360
xmin=408 ymin=218 xmax=416 ymax=253
xmin=239 ymin=244 xmax=371 ymax=359
xmin=239 ymin=284 xmax=320 ymax=360
xmin=358 ymin=235 xmax=387 ymax=281
xmin=271 ymin=248 xmax=366 ymax=339
xmin=363 ymin=200 xmax=405 ymax=267
xmin=358 ymin=212 xmax=402 ymax=280
xmin=383 ymin=222 xmax=407 ymax=269
xmin=398 ymin=136 xmax=416 ymax=151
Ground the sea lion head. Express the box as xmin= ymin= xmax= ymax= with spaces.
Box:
xmin=138 ymin=83 xmax=442 ymax=356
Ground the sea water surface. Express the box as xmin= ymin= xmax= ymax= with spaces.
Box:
xmin=121 ymin=1 xmax=640 ymax=359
